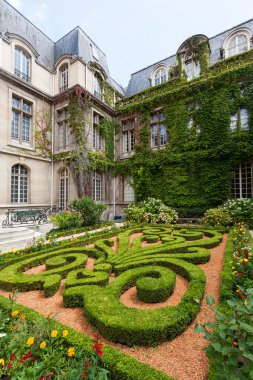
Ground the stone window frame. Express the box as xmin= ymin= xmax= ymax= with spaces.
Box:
xmin=223 ymin=28 xmax=252 ymax=58
xmin=150 ymin=65 xmax=168 ymax=87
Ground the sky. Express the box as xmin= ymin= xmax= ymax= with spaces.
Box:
xmin=7 ymin=0 xmax=253 ymax=87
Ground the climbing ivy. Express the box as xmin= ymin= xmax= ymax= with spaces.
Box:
xmin=115 ymin=55 xmax=253 ymax=217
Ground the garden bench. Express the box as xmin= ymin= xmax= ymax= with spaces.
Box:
xmin=2 ymin=208 xmax=48 ymax=228
xmin=177 ymin=217 xmax=201 ymax=225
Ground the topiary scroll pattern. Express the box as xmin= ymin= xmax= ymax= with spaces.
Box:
xmin=0 ymin=226 xmax=223 ymax=346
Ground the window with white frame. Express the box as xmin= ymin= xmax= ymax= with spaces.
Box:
xmin=93 ymin=172 xmax=101 ymax=201
xmin=230 ymin=108 xmax=249 ymax=132
xmin=150 ymin=111 xmax=167 ymax=148
xmin=14 ymin=47 xmax=30 ymax=82
xmin=94 ymin=73 xmax=102 ymax=99
xmin=226 ymin=34 xmax=249 ymax=58
xmin=12 ymin=95 xmax=32 ymax=143
xmin=231 ymin=162 xmax=252 ymax=199
xmin=184 ymin=53 xmax=200 ymax=80
xmin=92 ymin=111 xmax=103 ymax=150
xmin=57 ymin=107 xmax=68 ymax=150
xmin=59 ymin=64 xmax=68 ymax=92
xmin=153 ymin=67 xmax=167 ymax=86
xmin=11 ymin=164 xmax=29 ymax=203
xmin=122 ymin=120 xmax=135 ymax=154
xmin=59 ymin=168 xmax=69 ymax=209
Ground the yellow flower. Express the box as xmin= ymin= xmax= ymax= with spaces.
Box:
xmin=62 ymin=330 xmax=68 ymax=337
xmin=40 ymin=341 xmax=47 ymax=349
xmin=51 ymin=330 xmax=58 ymax=338
xmin=11 ymin=309 xmax=21 ymax=317
xmin=27 ymin=337 xmax=34 ymax=346
xmin=243 ymin=259 xmax=248 ymax=263
xmin=244 ymin=300 xmax=248 ymax=305
xmin=0 ymin=358 xmax=4 ymax=366
xmin=67 ymin=347 xmax=75 ymax=357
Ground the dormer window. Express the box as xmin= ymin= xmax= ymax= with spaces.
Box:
xmin=184 ymin=53 xmax=200 ymax=80
xmin=14 ymin=47 xmax=30 ymax=82
xmin=224 ymin=29 xmax=251 ymax=58
xmin=94 ymin=73 xmax=102 ymax=100
xmin=151 ymin=66 xmax=167 ymax=86
xmin=60 ymin=64 xmax=68 ymax=92
xmin=154 ymin=68 xmax=167 ymax=85
xmin=227 ymin=34 xmax=248 ymax=57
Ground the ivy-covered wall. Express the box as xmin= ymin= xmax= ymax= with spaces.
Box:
xmin=116 ymin=51 xmax=253 ymax=216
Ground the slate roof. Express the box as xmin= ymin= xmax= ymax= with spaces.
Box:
xmin=0 ymin=0 xmax=125 ymax=96
xmin=125 ymin=19 xmax=253 ymax=97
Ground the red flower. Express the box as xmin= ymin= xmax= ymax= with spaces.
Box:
xmin=25 ymin=352 xmax=31 ymax=359
xmin=20 ymin=356 xmax=26 ymax=364
xmin=7 ymin=362 xmax=12 ymax=369
xmin=81 ymin=374 xmax=86 ymax=379
xmin=32 ymin=355 xmax=37 ymax=362
xmin=10 ymin=354 xmax=16 ymax=361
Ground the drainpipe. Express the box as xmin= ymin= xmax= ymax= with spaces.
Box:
xmin=113 ymin=122 xmax=116 ymax=218
xmin=50 ymin=71 xmax=55 ymax=209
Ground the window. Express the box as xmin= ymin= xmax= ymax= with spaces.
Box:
xmin=154 ymin=68 xmax=167 ymax=86
xmin=150 ymin=111 xmax=167 ymax=148
xmin=231 ymin=162 xmax=252 ymax=199
xmin=57 ymin=107 xmax=69 ymax=150
xmin=59 ymin=168 xmax=69 ymax=209
xmin=59 ymin=64 xmax=68 ymax=92
xmin=12 ymin=95 xmax=32 ymax=143
xmin=122 ymin=120 xmax=135 ymax=154
xmin=93 ymin=172 xmax=101 ymax=201
xmin=14 ymin=47 xmax=30 ymax=82
xmin=124 ymin=176 xmax=135 ymax=202
xmin=94 ymin=73 xmax=102 ymax=99
xmin=11 ymin=164 xmax=28 ymax=203
xmin=93 ymin=111 xmax=103 ymax=150
xmin=230 ymin=108 xmax=249 ymax=132
xmin=184 ymin=53 xmax=200 ymax=80
xmin=227 ymin=34 xmax=248 ymax=57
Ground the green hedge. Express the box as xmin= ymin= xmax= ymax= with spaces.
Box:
xmin=63 ymin=259 xmax=206 ymax=346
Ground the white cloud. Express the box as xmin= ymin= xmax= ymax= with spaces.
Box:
xmin=8 ymin=0 xmax=23 ymax=10
xmin=34 ymin=2 xmax=47 ymax=22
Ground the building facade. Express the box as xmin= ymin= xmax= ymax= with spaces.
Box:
xmin=1 ymin=0 xmax=253 ymax=217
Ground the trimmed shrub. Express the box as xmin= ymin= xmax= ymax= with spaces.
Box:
xmin=69 ymin=197 xmax=107 ymax=226
xmin=49 ymin=210 xmax=83 ymax=229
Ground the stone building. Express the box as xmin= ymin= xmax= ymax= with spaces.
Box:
xmin=1 ymin=0 xmax=253 ymax=217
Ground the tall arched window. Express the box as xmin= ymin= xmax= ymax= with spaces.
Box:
xmin=59 ymin=168 xmax=69 ymax=209
xmin=14 ymin=47 xmax=30 ymax=82
xmin=93 ymin=172 xmax=101 ymax=201
xmin=11 ymin=164 xmax=29 ymax=203
xmin=154 ymin=68 xmax=167 ymax=86
xmin=59 ymin=64 xmax=68 ymax=92
xmin=227 ymin=34 xmax=248 ymax=57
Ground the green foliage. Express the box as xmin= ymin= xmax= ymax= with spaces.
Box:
xmin=203 ymin=207 xmax=233 ymax=227
xmin=195 ymin=223 xmax=253 ymax=379
xmin=0 ymin=297 xmax=109 ymax=380
xmin=116 ymin=57 xmax=253 ymax=216
xmin=195 ymin=290 xmax=253 ymax=380
xmin=49 ymin=210 xmax=83 ymax=230
xmin=0 ymin=294 xmax=172 ymax=380
xmin=69 ymin=197 xmax=107 ymax=226
xmin=204 ymin=199 xmax=253 ymax=227
xmin=224 ymin=199 xmax=253 ymax=226
xmin=125 ymin=198 xmax=178 ymax=224
xmin=97 ymin=117 xmax=118 ymax=160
